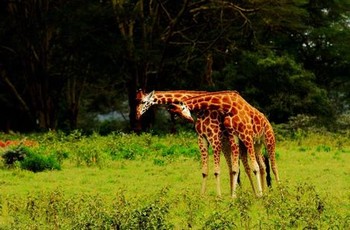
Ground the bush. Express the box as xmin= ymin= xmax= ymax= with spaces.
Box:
xmin=20 ymin=152 xmax=61 ymax=172
xmin=1 ymin=147 xmax=27 ymax=166
xmin=2 ymin=146 xmax=61 ymax=172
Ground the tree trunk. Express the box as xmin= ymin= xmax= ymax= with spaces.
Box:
xmin=204 ymin=53 xmax=215 ymax=87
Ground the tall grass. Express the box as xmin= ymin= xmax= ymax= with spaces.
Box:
xmin=0 ymin=130 xmax=349 ymax=229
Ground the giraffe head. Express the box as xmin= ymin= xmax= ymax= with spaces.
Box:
xmin=169 ymin=103 xmax=194 ymax=123
xmin=135 ymin=90 xmax=156 ymax=120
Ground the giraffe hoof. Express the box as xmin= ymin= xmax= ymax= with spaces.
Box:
xmin=256 ymin=192 xmax=263 ymax=198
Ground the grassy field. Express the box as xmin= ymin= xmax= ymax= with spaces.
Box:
xmin=0 ymin=130 xmax=349 ymax=229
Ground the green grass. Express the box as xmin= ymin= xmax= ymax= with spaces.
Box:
xmin=0 ymin=130 xmax=350 ymax=229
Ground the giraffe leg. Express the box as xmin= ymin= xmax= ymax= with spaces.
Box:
xmin=239 ymin=141 xmax=256 ymax=194
xmin=255 ymin=142 xmax=267 ymax=192
xmin=264 ymin=154 xmax=272 ymax=187
xmin=222 ymin=135 xmax=234 ymax=196
xmin=242 ymin=138 xmax=262 ymax=197
xmin=205 ymin=127 xmax=224 ymax=197
xmin=212 ymin=139 xmax=222 ymax=197
xmin=227 ymin=135 xmax=240 ymax=198
xmin=198 ymin=136 xmax=210 ymax=195
xmin=263 ymin=126 xmax=280 ymax=185
xmin=266 ymin=138 xmax=280 ymax=184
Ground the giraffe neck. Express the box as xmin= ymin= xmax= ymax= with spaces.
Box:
xmin=153 ymin=91 xmax=208 ymax=105
xmin=183 ymin=93 xmax=239 ymax=113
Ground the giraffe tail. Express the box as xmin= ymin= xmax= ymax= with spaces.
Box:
xmin=264 ymin=154 xmax=272 ymax=187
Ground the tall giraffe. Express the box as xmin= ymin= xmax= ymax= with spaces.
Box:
xmin=169 ymin=91 xmax=280 ymax=197
xmin=136 ymin=90 xmax=257 ymax=197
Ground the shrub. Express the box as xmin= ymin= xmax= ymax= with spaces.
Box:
xmin=204 ymin=211 xmax=238 ymax=229
xmin=125 ymin=189 xmax=172 ymax=229
xmin=1 ymin=146 xmax=61 ymax=172
xmin=1 ymin=147 xmax=27 ymax=166
xmin=20 ymin=152 xmax=61 ymax=172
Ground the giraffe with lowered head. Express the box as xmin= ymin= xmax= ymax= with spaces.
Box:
xmin=169 ymin=91 xmax=280 ymax=197
xmin=136 ymin=90 xmax=260 ymax=197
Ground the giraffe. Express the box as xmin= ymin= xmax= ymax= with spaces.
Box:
xmin=169 ymin=91 xmax=280 ymax=197
xmin=136 ymin=90 xmax=257 ymax=197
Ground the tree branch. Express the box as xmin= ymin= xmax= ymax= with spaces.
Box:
xmin=0 ymin=68 xmax=31 ymax=113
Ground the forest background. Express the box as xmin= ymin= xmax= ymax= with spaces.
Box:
xmin=0 ymin=0 xmax=349 ymax=133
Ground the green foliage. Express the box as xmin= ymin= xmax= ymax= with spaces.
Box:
xmin=0 ymin=188 xmax=172 ymax=229
xmin=260 ymin=183 xmax=327 ymax=229
xmin=1 ymin=146 xmax=61 ymax=172
xmin=1 ymin=183 xmax=349 ymax=229
xmin=20 ymin=152 xmax=61 ymax=173
xmin=127 ymin=190 xmax=172 ymax=229
xmin=215 ymin=51 xmax=333 ymax=123
xmin=203 ymin=210 xmax=238 ymax=230
xmin=1 ymin=147 xmax=27 ymax=166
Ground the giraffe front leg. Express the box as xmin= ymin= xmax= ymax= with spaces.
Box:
xmin=198 ymin=136 xmax=210 ymax=195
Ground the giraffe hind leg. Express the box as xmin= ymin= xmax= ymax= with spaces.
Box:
xmin=239 ymin=141 xmax=256 ymax=194
xmin=222 ymin=135 xmax=234 ymax=196
xmin=269 ymin=150 xmax=280 ymax=184
xmin=198 ymin=136 xmax=210 ymax=195
xmin=264 ymin=153 xmax=272 ymax=187
xmin=255 ymin=143 xmax=267 ymax=192
xmin=213 ymin=141 xmax=222 ymax=197
xmin=227 ymin=136 xmax=240 ymax=198
xmin=263 ymin=125 xmax=280 ymax=185
xmin=265 ymin=136 xmax=280 ymax=184
xmin=243 ymin=140 xmax=262 ymax=197
xmin=208 ymin=133 xmax=223 ymax=197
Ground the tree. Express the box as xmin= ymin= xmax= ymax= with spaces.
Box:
xmin=0 ymin=0 xmax=123 ymax=131
xmin=300 ymin=0 xmax=350 ymax=114
xmin=0 ymin=0 xmax=67 ymax=130
xmin=0 ymin=0 xmax=348 ymax=132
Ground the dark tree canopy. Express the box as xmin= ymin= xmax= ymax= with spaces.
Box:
xmin=0 ymin=0 xmax=349 ymax=132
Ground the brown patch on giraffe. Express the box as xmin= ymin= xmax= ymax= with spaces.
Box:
xmin=200 ymin=103 xmax=208 ymax=110
xmin=222 ymin=97 xmax=231 ymax=105
xmin=253 ymin=115 xmax=259 ymax=123
xmin=210 ymin=125 xmax=218 ymax=134
xmin=203 ymin=117 xmax=210 ymax=125
xmin=233 ymin=115 xmax=241 ymax=123
xmin=164 ymin=94 xmax=173 ymax=98
xmin=231 ymin=107 xmax=238 ymax=115
xmin=172 ymin=94 xmax=179 ymax=98
xmin=159 ymin=98 xmax=167 ymax=103
xmin=210 ymin=97 xmax=220 ymax=105
xmin=237 ymin=123 xmax=245 ymax=133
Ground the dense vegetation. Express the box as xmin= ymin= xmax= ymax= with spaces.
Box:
xmin=0 ymin=0 xmax=349 ymax=132
xmin=0 ymin=127 xmax=349 ymax=229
